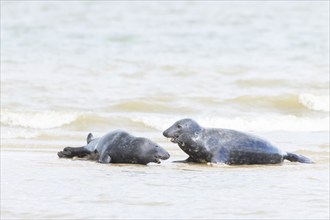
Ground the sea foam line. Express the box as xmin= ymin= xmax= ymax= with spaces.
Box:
xmin=133 ymin=115 xmax=329 ymax=132
xmin=1 ymin=110 xmax=80 ymax=129
xmin=299 ymin=93 xmax=330 ymax=112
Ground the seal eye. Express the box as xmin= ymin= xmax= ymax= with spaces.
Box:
xmin=177 ymin=124 xmax=182 ymax=129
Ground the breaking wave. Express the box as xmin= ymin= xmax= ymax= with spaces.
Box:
xmin=133 ymin=115 xmax=329 ymax=132
xmin=1 ymin=109 xmax=80 ymax=129
xmin=1 ymin=92 xmax=329 ymax=140
xmin=225 ymin=93 xmax=329 ymax=113
xmin=298 ymin=93 xmax=329 ymax=112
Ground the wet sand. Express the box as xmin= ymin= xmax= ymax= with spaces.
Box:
xmin=1 ymin=147 xmax=329 ymax=219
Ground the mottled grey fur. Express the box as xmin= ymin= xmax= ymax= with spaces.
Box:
xmin=58 ymin=130 xmax=170 ymax=165
xmin=163 ymin=118 xmax=313 ymax=165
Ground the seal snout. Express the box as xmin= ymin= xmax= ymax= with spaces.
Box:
xmin=163 ymin=130 xmax=179 ymax=144
xmin=163 ymin=129 xmax=178 ymax=142
xmin=153 ymin=151 xmax=170 ymax=164
xmin=156 ymin=148 xmax=170 ymax=161
xmin=161 ymin=151 xmax=170 ymax=160
xmin=163 ymin=130 xmax=170 ymax=138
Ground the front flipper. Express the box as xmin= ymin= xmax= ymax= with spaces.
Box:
xmin=98 ymin=154 xmax=111 ymax=163
xmin=211 ymin=147 xmax=229 ymax=164
xmin=173 ymin=157 xmax=197 ymax=163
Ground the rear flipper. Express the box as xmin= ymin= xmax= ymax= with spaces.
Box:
xmin=284 ymin=152 xmax=314 ymax=164
xmin=58 ymin=146 xmax=91 ymax=158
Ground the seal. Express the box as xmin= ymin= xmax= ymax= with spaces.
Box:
xmin=163 ymin=118 xmax=313 ymax=165
xmin=58 ymin=130 xmax=170 ymax=165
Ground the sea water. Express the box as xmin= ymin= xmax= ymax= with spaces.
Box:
xmin=1 ymin=1 xmax=329 ymax=219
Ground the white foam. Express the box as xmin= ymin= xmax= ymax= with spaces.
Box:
xmin=132 ymin=116 xmax=182 ymax=131
xmin=1 ymin=109 xmax=79 ymax=129
xmin=1 ymin=127 xmax=40 ymax=139
xmin=199 ymin=115 xmax=329 ymax=132
xmin=133 ymin=115 xmax=329 ymax=132
xmin=299 ymin=93 xmax=330 ymax=112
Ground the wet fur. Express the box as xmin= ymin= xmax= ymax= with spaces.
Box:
xmin=58 ymin=130 xmax=170 ymax=165
xmin=163 ymin=118 xmax=313 ymax=165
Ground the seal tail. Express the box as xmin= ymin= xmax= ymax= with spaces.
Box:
xmin=284 ymin=152 xmax=314 ymax=164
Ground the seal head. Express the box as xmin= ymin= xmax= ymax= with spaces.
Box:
xmin=163 ymin=118 xmax=202 ymax=144
xmin=131 ymin=137 xmax=170 ymax=164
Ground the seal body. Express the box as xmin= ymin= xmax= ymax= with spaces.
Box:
xmin=58 ymin=130 xmax=170 ymax=165
xmin=163 ymin=118 xmax=313 ymax=165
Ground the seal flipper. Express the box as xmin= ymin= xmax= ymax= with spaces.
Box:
xmin=211 ymin=147 xmax=229 ymax=164
xmin=173 ymin=156 xmax=197 ymax=163
xmin=98 ymin=154 xmax=111 ymax=163
xmin=87 ymin=133 xmax=94 ymax=144
xmin=284 ymin=152 xmax=314 ymax=164
xmin=58 ymin=146 xmax=91 ymax=158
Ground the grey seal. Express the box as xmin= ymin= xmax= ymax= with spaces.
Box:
xmin=163 ymin=118 xmax=313 ymax=165
xmin=58 ymin=130 xmax=170 ymax=165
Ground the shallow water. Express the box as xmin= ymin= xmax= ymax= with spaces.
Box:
xmin=1 ymin=142 xmax=329 ymax=219
xmin=1 ymin=1 xmax=329 ymax=219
